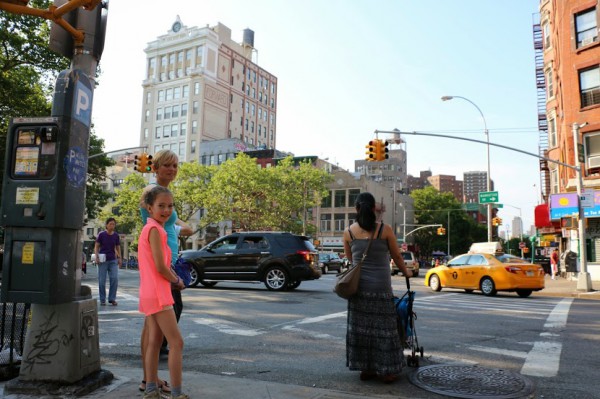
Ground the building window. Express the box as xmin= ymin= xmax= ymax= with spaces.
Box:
xmin=193 ymin=101 xmax=199 ymax=114
xmin=192 ymin=120 xmax=198 ymax=134
xmin=172 ymin=105 xmax=179 ymax=118
xmin=166 ymin=88 xmax=173 ymax=101
xmin=334 ymin=190 xmax=346 ymax=208
xmin=180 ymin=122 xmax=187 ymax=137
xmin=191 ymin=140 xmax=196 ymax=154
xmin=154 ymin=145 xmax=161 ymax=153
xmin=155 ymin=127 xmax=160 ymax=138
xmin=348 ymin=189 xmax=360 ymax=206
xmin=164 ymin=106 xmax=171 ymax=119
xmin=542 ymin=21 xmax=551 ymax=49
xmin=550 ymin=166 xmax=559 ymax=194
xmin=585 ymin=132 xmax=600 ymax=172
xmin=144 ymin=128 xmax=149 ymax=139
xmin=196 ymin=45 xmax=203 ymax=66
xmin=575 ymin=8 xmax=598 ymax=48
xmin=174 ymin=87 xmax=181 ymax=99
xmin=182 ymin=85 xmax=189 ymax=98
xmin=179 ymin=142 xmax=185 ymax=157
xmin=171 ymin=123 xmax=178 ymax=137
xmin=163 ymin=125 xmax=171 ymax=137
xmin=334 ymin=214 xmax=345 ymax=232
xmin=145 ymin=109 xmax=150 ymax=122
xmin=158 ymin=90 xmax=164 ymax=102
xmin=321 ymin=191 xmax=332 ymax=208
xmin=194 ymin=82 xmax=200 ymax=95
xmin=580 ymin=66 xmax=600 ymax=108
xmin=545 ymin=67 xmax=553 ymax=99
xmin=156 ymin=108 xmax=162 ymax=121
xmin=146 ymin=92 xmax=152 ymax=104
xmin=548 ymin=114 xmax=557 ymax=148
xmin=320 ymin=214 xmax=332 ymax=232
xmin=181 ymin=103 xmax=188 ymax=117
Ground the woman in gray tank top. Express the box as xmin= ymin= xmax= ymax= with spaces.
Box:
xmin=343 ymin=192 xmax=412 ymax=383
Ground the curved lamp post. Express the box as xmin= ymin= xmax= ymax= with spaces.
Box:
xmin=441 ymin=95 xmax=492 ymax=242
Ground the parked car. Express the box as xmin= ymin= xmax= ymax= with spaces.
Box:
xmin=318 ymin=252 xmax=345 ymax=274
xmin=391 ymin=251 xmax=420 ymax=277
xmin=424 ymin=252 xmax=545 ymax=297
xmin=180 ymin=232 xmax=322 ymax=291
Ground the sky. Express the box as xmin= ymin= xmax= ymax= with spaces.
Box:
xmin=91 ymin=0 xmax=542 ymax=232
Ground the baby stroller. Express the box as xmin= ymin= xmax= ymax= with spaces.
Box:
xmin=394 ymin=276 xmax=424 ymax=367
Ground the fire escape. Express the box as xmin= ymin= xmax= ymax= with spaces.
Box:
xmin=533 ymin=18 xmax=550 ymax=203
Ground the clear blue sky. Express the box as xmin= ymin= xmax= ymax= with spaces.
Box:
xmin=92 ymin=0 xmax=541 ymax=231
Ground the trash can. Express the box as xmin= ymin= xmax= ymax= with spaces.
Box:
xmin=565 ymin=251 xmax=578 ymax=272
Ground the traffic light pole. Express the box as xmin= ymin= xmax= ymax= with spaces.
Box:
xmin=375 ymin=128 xmax=593 ymax=292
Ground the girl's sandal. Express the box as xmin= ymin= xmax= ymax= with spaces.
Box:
xmin=138 ymin=380 xmax=146 ymax=392
xmin=159 ymin=380 xmax=171 ymax=393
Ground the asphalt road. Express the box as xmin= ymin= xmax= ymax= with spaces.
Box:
xmin=90 ymin=265 xmax=600 ymax=399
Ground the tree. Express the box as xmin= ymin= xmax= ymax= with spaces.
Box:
xmin=203 ymin=153 xmax=270 ymax=231
xmin=99 ymin=173 xmax=146 ymax=242
xmin=410 ymin=186 xmax=486 ymax=257
xmin=170 ymin=161 xmax=215 ymax=226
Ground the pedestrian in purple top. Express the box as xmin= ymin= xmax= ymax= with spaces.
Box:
xmin=94 ymin=217 xmax=122 ymax=306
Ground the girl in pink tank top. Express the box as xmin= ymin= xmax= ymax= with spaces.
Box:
xmin=138 ymin=186 xmax=188 ymax=399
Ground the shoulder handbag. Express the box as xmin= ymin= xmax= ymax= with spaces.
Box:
xmin=333 ymin=229 xmax=375 ymax=299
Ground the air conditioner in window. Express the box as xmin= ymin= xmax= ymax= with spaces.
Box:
xmin=581 ymin=36 xmax=595 ymax=46
xmin=588 ymin=155 xmax=600 ymax=168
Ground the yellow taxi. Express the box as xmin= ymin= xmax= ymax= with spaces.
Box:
xmin=424 ymin=252 xmax=545 ymax=297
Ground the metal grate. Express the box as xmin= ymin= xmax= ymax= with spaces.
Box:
xmin=0 ymin=302 xmax=31 ymax=381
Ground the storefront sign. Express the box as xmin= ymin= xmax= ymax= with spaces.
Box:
xmin=550 ymin=191 xmax=600 ymax=219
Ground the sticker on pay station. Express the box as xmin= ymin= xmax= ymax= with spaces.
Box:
xmin=22 ymin=242 xmax=34 ymax=264
xmin=16 ymin=187 xmax=39 ymax=205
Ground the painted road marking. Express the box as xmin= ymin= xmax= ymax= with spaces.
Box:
xmin=521 ymin=298 xmax=573 ymax=377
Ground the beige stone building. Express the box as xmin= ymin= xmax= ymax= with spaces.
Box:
xmin=139 ymin=18 xmax=277 ymax=161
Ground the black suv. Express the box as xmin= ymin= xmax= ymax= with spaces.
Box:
xmin=180 ymin=232 xmax=321 ymax=291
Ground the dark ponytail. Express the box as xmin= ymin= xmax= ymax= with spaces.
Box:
xmin=355 ymin=192 xmax=376 ymax=231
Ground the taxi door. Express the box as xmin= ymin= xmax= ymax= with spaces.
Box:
xmin=445 ymin=254 xmax=471 ymax=288
xmin=462 ymin=254 xmax=488 ymax=289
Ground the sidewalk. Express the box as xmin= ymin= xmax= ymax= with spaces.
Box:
xmin=1 ymin=275 xmax=598 ymax=399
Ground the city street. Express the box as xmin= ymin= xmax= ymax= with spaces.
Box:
xmin=89 ymin=266 xmax=600 ymax=399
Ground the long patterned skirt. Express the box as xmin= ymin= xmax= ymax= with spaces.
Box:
xmin=346 ymin=291 xmax=404 ymax=375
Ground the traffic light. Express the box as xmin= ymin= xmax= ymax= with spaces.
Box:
xmin=134 ymin=153 xmax=154 ymax=173
xmin=436 ymin=227 xmax=446 ymax=235
xmin=377 ymin=140 xmax=389 ymax=161
xmin=492 ymin=217 xmax=502 ymax=226
xmin=365 ymin=140 xmax=377 ymax=161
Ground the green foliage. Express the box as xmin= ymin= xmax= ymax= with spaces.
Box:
xmin=410 ymin=186 xmax=486 ymax=257
xmin=172 ymin=161 xmax=215 ymax=226
xmin=100 ymin=173 xmax=147 ymax=242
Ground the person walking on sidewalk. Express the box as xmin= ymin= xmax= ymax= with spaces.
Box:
xmin=138 ymin=186 xmax=188 ymax=399
xmin=94 ymin=217 xmax=121 ymax=306
xmin=551 ymin=248 xmax=559 ymax=280
xmin=343 ymin=192 xmax=413 ymax=384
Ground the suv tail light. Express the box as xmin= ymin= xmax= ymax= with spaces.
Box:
xmin=297 ymin=250 xmax=312 ymax=262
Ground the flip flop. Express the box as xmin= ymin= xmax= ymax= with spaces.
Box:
xmin=138 ymin=380 xmax=146 ymax=392
xmin=159 ymin=380 xmax=171 ymax=393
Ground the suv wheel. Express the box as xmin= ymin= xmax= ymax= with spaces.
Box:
xmin=264 ymin=266 xmax=289 ymax=291
xmin=322 ymin=265 xmax=329 ymax=274
xmin=189 ymin=267 xmax=200 ymax=287
xmin=287 ymin=280 xmax=301 ymax=290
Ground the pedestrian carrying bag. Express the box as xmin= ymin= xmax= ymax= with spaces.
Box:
xmin=333 ymin=230 xmax=375 ymax=299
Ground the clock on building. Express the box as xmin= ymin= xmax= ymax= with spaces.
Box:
xmin=172 ymin=21 xmax=182 ymax=32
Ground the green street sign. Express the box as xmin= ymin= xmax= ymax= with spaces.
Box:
xmin=495 ymin=204 xmax=504 ymax=208
xmin=479 ymin=191 xmax=499 ymax=204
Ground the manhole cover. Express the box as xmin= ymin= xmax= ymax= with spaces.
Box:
xmin=408 ymin=364 xmax=535 ymax=399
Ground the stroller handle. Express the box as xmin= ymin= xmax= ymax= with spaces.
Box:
xmin=405 ymin=275 xmax=410 ymax=290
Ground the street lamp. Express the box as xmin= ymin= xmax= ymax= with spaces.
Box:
xmin=442 ymin=95 xmax=492 ymax=242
